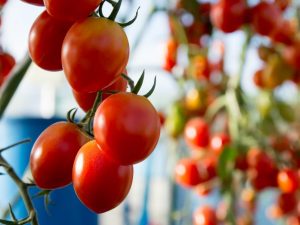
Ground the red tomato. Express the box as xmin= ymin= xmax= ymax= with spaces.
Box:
xmin=253 ymin=69 xmax=264 ymax=88
xmin=93 ymin=92 xmax=161 ymax=165
xmin=20 ymin=0 xmax=44 ymax=6
xmin=72 ymin=76 xmax=128 ymax=112
xmin=175 ymin=158 xmax=202 ymax=187
xmin=275 ymin=0 xmax=291 ymax=11
xmin=44 ymin=0 xmax=101 ymax=21
xmin=247 ymin=148 xmax=275 ymax=172
xmin=0 ymin=0 xmax=7 ymax=6
xmin=30 ymin=122 xmax=90 ymax=189
xmin=278 ymin=193 xmax=297 ymax=214
xmin=29 ymin=10 xmax=73 ymax=71
xmin=184 ymin=117 xmax=210 ymax=151
xmin=277 ymin=169 xmax=299 ymax=193
xmin=210 ymin=0 xmax=247 ymax=33
xmin=251 ymin=2 xmax=282 ymax=36
xmin=193 ymin=206 xmax=217 ymax=225
xmin=0 ymin=52 xmax=15 ymax=78
xmin=283 ymin=42 xmax=300 ymax=70
xmin=72 ymin=140 xmax=133 ymax=213
xmin=270 ymin=19 xmax=295 ymax=45
xmin=163 ymin=38 xmax=177 ymax=72
xmin=62 ymin=17 xmax=129 ymax=93
xmin=209 ymin=133 xmax=230 ymax=154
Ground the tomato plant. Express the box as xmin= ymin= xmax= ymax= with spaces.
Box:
xmin=93 ymin=92 xmax=160 ymax=165
xmin=62 ymin=17 xmax=129 ymax=93
xmin=72 ymin=140 xmax=133 ymax=213
xmin=30 ymin=122 xmax=90 ymax=189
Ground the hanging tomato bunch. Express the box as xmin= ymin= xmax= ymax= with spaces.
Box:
xmin=25 ymin=0 xmax=161 ymax=215
xmin=161 ymin=0 xmax=300 ymax=224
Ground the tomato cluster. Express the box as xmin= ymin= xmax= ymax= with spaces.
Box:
xmin=26 ymin=0 xmax=161 ymax=214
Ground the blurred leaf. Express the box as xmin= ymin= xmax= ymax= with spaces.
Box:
xmin=217 ymin=147 xmax=237 ymax=183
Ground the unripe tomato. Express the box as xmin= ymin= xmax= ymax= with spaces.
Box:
xmin=20 ymin=0 xmax=44 ymax=6
xmin=72 ymin=76 xmax=128 ymax=112
xmin=30 ymin=122 xmax=90 ymax=189
xmin=62 ymin=17 xmax=129 ymax=93
xmin=210 ymin=0 xmax=247 ymax=33
xmin=209 ymin=133 xmax=230 ymax=154
xmin=165 ymin=102 xmax=186 ymax=138
xmin=251 ymin=2 xmax=282 ymax=36
xmin=73 ymin=140 xmax=133 ymax=213
xmin=193 ymin=206 xmax=217 ymax=225
xmin=93 ymin=92 xmax=161 ymax=165
xmin=44 ymin=0 xmax=102 ymax=21
xmin=29 ymin=10 xmax=73 ymax=71
xmin=175 ymin=158 xmax=202 ymax=187
xmin=184 ymin=117 xmax=210 ymax=151
xmin=188 ymin=55 xmax=210 ymax=80
xmin=277 ymin=169 xmax=299 ymax=193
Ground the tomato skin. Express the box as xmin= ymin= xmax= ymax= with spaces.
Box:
xmin=44 ymin=0 xmax=101 ymax=21
xmin=277 ymin=169 xmax=299 ymax=193
xmin=72 ymin=76 xmax=128 ymax=112
xmin=0 ymin=53 xmax=15 ymax=84
xmin=20 ymin=0 xmax=44 ymax=6
xmin=175 ymin=158 xmax=202 ymax=187
xmin=62 ymin=17 xmax=129 ymax=93
xmin=29 ymin=10 xmax=73 ymax=71
xmin=30 ymin=122 xmax=90 ymax=189
xmin=278 ymin=193 xmax=297 ymax=214
xmin=184 ymin=117 xmax=210 ymax=151
xmin=210 ymin=0 xmax=247 ymax=33
xmin=72 ymin=140 xmax=133 ymax=213
xmin=209 ymin=133 xmax=230 ymax=154
xmin=193 ymin=206 xmax=217 ymax=225
xmin=93 ymin=92 xmax=160 ymax=165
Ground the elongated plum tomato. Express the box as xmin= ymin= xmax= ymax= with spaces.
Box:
xmin=44 ymin=0 xmax=101 ymax=21
xmin=30 ymin=122 xmax=90 ymax=189
xmin=72 ymin=140 xmax=133 ymax=213
xmin=21 ymin=0 xmax=44 ymax=6
xmin=29 ymin=10 xmax=73 ymax=71
xmin=93 ymin=92 xmax=161 ymax=165
xmin=72 ymin=75 xmax=128 ymax=112
xmin=62 ymin=17 xmax=129 ymax=93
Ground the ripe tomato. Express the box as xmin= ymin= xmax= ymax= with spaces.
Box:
xmin=210 ymin=0 xmax=247 ymax=33
xmin=44 ymin=0 xmax=101 ymax=21
xmin=184 ymin=117 xmax=210 ymax=151
xmin=209 ymin=133 xmax=230 ymax=154
xmin=93 ymin=92 xmax=160 ymax=165
xmin=30 ymin=122 xmax=90 ymax=189
xmin=163 ymin=38 xmax=177 ymax=72
xmin=251 ymin=2 xmax=282 ymax=36
xmin=0 ymin=52 xmax=15 ymax=78
xmin=283 ymin=42 xmax=300 ymax=70
xmin=29 ymin=10 xmax=73 ymax=71
xmin=62 ymin=17 xmax=129 ymax=93
xmin=175 ymin=158 xmax=202 ymax=187
xmin=20 ymin=0 xmax=44 ymax=6
xmin=193 ymin=206 xmax=217 ymax=225
xmin=72 ymin=76 xmax=128 ymax=112
xmin=270 ymin=19 xmax=295 ymax=45
xmin=278 ymin=193 xmax=297 ymax=214
xmin=277 ymin=169 xmax=299 ymax=193
xmin=72 ymin=140 xmax=133 ymax=213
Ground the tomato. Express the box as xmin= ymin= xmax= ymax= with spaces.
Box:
xmin=270 ymin=19 xmax=295 ymax=45
xmin=72 ymin=140 xmax=133 ymax=213
xmin=29 ymin=10 xmax=73 ymax=71
xmin=209 ymin=133 xmax=230 ymax=154
xmin=175 ymin=158 xmax=201 ymax=187
xmin=283 ymin=42 xmax=300 ymax=70
xmin=20 ymin=0 xmax=44 ymax=6
xmin=210 ymin=0 xmax=247 ymax=33
xmin=277 ymin=169 xmax=299 ymax=193
xmin=163 ymin=38 xmax=177 ymax=72
xmin=193 ymin=206 xmax=217 ymax=225
xmin=62 ymin=17 xmax=129 ymax=93
xmin=253 ymin=69 xmax=264 ymax=88
xmin=275 ymin=0 xmax=291 ymax=11
xmin=184 ymin=117 xmax=210 ymax=151
xmin=247 ymin=148 xmax=275 ymax=172
xmin=251 ymin=2 xmax=282 ymax=36
xmin=0 ymin=52 xmax=15 ymax=78
xmin=93 ymin=92 xmax=160 ymax=165
xmin=278 ymin=193 xmax=297 ymax=214
xmin=0 ymin=0 xmax=7 ymax=6
xmin=44 ymin=0 xmax=101 ymax=21
xmin=72 ymin=75 xmax=127 ymax=112
xmin=30 ymin=122 xmax=90 ymax=189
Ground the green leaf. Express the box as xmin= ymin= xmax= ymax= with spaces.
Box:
xmin=32 ymin=189 xmax=51 ymax=199
xmin=143 ymin=76 xmax=156 ymax=98
xmin=217 ymin=147 xmax=237 ymax=182
xmin=132 ymin=70 xmax=145 ymax=94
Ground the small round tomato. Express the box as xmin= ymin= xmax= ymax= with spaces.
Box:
xmin=277 ymin=169 xmax=299 ymax=193
xmin=184 ymin=117 xmax=210 ymax=151
xmin=283 ymin=42 xmax=300 ymax=70
xmin=29 ymin=10 xmax=73 ymax=71
xmin=44 ymin=0 xmax=102 ymax=21
xmin=20 ymin=0 xmax=44 ymax=6
xmin=278 ymin=193 xmax=297 ymax=214
xmin=270 ymin=19 xmax=295 ymax=45
xmin=72 ymin=140 xmax=133 ymax=213
xmin=175 ymin=158 xmax=201 ymax=187
xmin=93 ymin=92 xmax=160 ymax=165
xmin=253 ymin=69 xmax=264 ymax=88
xmin=193 ymin=206 xmax=217 ymax=225
xmin=72 ymin=76 xmax=128 ymax=112
xmin=30 ymin=122 xmax=90 ymax=189
xmin=0 ymin=52 xmax=15 ymax=78
xmin=210 ymin=0 xmax=247 ymax=33
xmin=209 ymin=133 xmax=230 ymax=154
xmin=62 ymin=17 xmax=129 ymax=93
xmin=251 ymin=2 xmax=282 ymax=36
xmin=163 ymin=38 xmax=177 ymax=72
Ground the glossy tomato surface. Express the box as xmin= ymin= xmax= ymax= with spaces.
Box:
xmin=44 ymin=0 xmax=101 ymax=21
xmin=193 ymin=206 xmax=217 ymax=225
xmin=20 ymin=0 xmax=44 ymax=6
xmin=93 ymin=92 xmax=160 ymax=165
xmin=29 ymin=10 xmax=73 ymax=71
xmin=30 ymin=122 xmax=90 ymax=189
xmin=0 ymin=52 xmax=15 ymax=86
xmin=175 ymin=158 xmax=201 ymax=187
xmin=72 ymin=140 xmax=133 ymax=213
xmin=72 ymin=76 xmax=128 ymax=112
xmin=62 ymin=17 xmax=129 ymax=93
xmin=277 ymin=169 xmax=299 ymax=193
